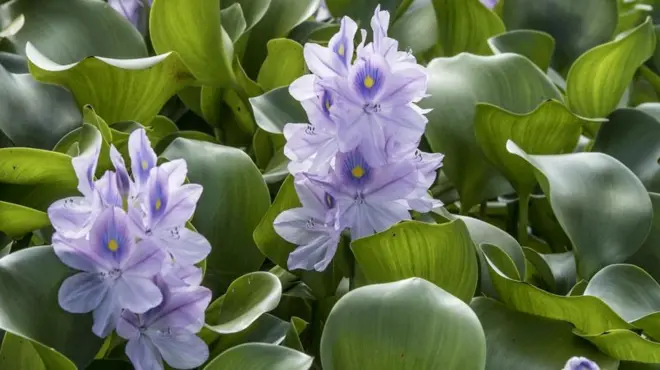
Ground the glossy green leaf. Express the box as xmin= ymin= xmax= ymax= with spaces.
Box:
xmin=480 ymin=243 xmax=633 ymax=335
xmin=627 ymin=193 xmax=660 ymax=282
xmin=474 ymin=100 xmax=584 ymax=195
xmin=593 ymin=107 xmax=660 ymax=192
xmin=351 ymin=220 xmax=478 ymax=303
xmin=209 ymin=313 xmax=290 ymax=356
xmin=257 ymin=39 xmax=305 ymax=91
xmin=585 ymin=264 xmax=660 ymax=340
xmin=150 ymin=0 xmax=234 ymax=87
xmin=0 ymin=0 xmax=146 ymax=64
xmin=321 ymin=278 xmax=486 ymax=370
xmin=222 ymin=4 xmax=248 ymax=43
xmin=389 ymin=0 xmax=438 ymax=55
xmin=488 ymin=30 xmax=555 ymax=71
xmin=0 ymin=332 xmax=77 ymax=370
xmin=242 ymin=0 xmax=319 ymax=77
xmin=432 ymin=0 xmax=505 ymax=57
xmin=204 ymin=343 xmax=313 ymax=370
xmin=472 ymin=297 xmax=618 ymax=370
xmin=27 ymin=44 xmax=194 ymax=124
xmin=508 ymin=141 xmax=653 ymax=279
xmin=422 ymin=53 xmax=561 ymax=211
xmin=325 ymin=0 xmax=399 ymax=26
xmin=523 ymin=249 xmax=576 ymax=295
xmin=578 ymin=330 xmax=660 ymax=363
xmin=566 ymin=18 xmax=656 ymax=119
xmin=250 ymin=86 xmax=307 ymax=134
xmin=223 ymin=0 xmax=271 ymax=31
xmin=161 ymin=139 xmax=270 ymax=294
xmin=501 ymin=0 xmax=618 ymax=74
xmin=0 ymin=246 xmax=103 ymax=368
xmin=0 ymin=61 xmax=80 ymax=149
xmin=206 ymin=272 xmax=282 ymax=334
xmin=0 ymin=201 xmax=49 ymax=238
xmin=0 ymin=148 xmax=75 ymax=186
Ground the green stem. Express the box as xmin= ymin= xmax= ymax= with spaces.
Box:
xmin=518 ymin=193 xmax=530 ymax=245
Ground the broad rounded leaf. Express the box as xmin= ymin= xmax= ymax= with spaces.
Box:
xmin=422 ymin=53 xmax=561 ymax=211
xmin=474 ymin=100 xmax=583 ymax=195
xmin=206 ymin=272 xmax=282 ymax=334
xmin=523 ymin=249 xmax=576 ymax=295
xmin=320 ymin=278 xmax=486 ymax=370
xmin=150 ymin=0 xmax=234 ymax=87
xmin=566 ymin=17 xmax=656 ymax=119
xmin=222 ymin=4 xmax=248 ymax=43
xmin=0 ymin=332 xmax=77 ymax=370
xmin=250 ymin=86 xmax=307 ymax=135
xmin=390 ymin=0 xmax=438 ymax=55
xmin=351 ymin=220 xmax=478 ymax=303
xmin=432 ymin=0 xmax=505 ymax=57
xmin=0 ymin=148 xmax=75 ymax=186
xmin=488 ymin=30 xmax=555 ymax=71
xmin=501 ymin=0 xmax=618 ymax=74
xmin=257 ymin=39 xmax=305 ymax=92
xmin=27 ymin=44 xmax=194 ymax=124
xmin=204 ymin=343 xmax=313 ymax=370
xmin=0 ymin=201 xmax=50 ymax=238
xmin=0 ymin=0 xmax=146 ymax=64
xmin=161 ymin=138 xmax=270 ymax=294
xmin=507 ymin=141 xmax=653 ymax=279
xmin=472 ymin=297 xmax=618 ymax=370
xmin=593 ymin=107 xmax=660 ymax=192
xmin=627 ymin=193 xmax=660 ymax=282
xmin=0 ymin=246 xmax=103 ymax=368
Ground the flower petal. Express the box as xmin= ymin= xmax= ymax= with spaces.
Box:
xmin=126 ymin=335 xmax=164 ymax=370
xmin=304 ymin=43 xmax=346 ymax=78
xmin=129 ymin=128 xmax=157 ymax=188
xmin=58 ymin=272 xmax=109 ymax=313
xmin=154 ymin=184 xmax=202 ymax=230
xmin=92 ymin=290 xmax=121 ymax=337
xmin=289 ymin=74 xmax=318 ymax=101
xmin=52 ymin=234 xmax=109 ymax=272
xmin=159 ymin=159 xmax=188 ymax=189
xmin=115 ymin=276 xmax=163 ymax=314
xmin=364 ymin=161 xmax=417 ymax=201
xmin=72 ymin=134 xmax=101 ymax=198
xmin=156 ymin=227 xmax=211 ymax=265
xmin=48 ymin=197 xmax=94 ymax=239
xmin=117 ymin=310 xmax=141 ymax=340
xmin=287 ymin=234 xmax=339 ymax=272
xmin=122 ymin=239 xmax=165 ymax=277
xmin=150 ymin=329 xmax=209 ymax=370
xmin=146 ymin=285 xmax=211 ymax=332
xmin=90 ymin=207 xmax=134 ymax=266
xmin=110 ymin=145 xmax=132 ymax=197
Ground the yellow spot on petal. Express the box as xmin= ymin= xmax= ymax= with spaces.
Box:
xmin=141 ymin=160 xmax=148 ymax=170
xmin=364 ymin=76 xmax=375 ymax=89
xmin=155 ymin=198 xmax=162 ymax=210
xmin=352 ymin=165 xmax=365 ymax=179
xmin=338 ymin=44 xmax=345 ymax=56
xmin=108 ymin=239 xmax=119 ymax=252
xmin=325 ymin=99 xmax=331 ymax=111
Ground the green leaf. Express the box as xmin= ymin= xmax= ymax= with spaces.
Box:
xmin=205 ymin=272 xmax=282 ymax=334
xmin=250 ymin=87 xmax=307 ymax=134
xmin=577 ymin=330 xmax=660 ymax=363
xmin=480 ymin=243 xmax=634 ymax=335
xmin=627 ymin=193 xmax=660 ymax=282
xmin=585 ymin=264 xmax=660 ymax=340
xmin=0 ymin=201 xmax=49 ymax=238
xmin=474 ymin=100 xmax=584 ymax=195
xmin=0 ymin=148 xmax=75 ymax=186
xmin=488 ymin=30 xmax=555 ymax=71
xmin=0 ymin=62 xmax=80 ymax=149
xmin=566 ymin=18 xmax=656 ymax=119
xmin=161 ymin=139 xmax=270 ymax=294
xmin=257 ymin=39 xmax=305 ymax=91
xmin=593 ymin=107 xmax=660 ymax=192
xmin=501 ymin=0 xmax=618 ymax=74
xmin=209 ymin=313 xmax=290 ymax=356
xmin=0 ymin=332 xmax=77 ymax=370
xmin=523 ymin=249 xmax=576 ymax=295
xmin=320 ymin=278 xmax=486 ymax=370
xmin=325 ymin=0 xmax=400 ymax=26
xmin=204 ymin=343 xmax=313 ymax=370
xmin=150 ymin=0 xmax=234 ymax=87
xmin=351 ymin=220 xmax=478 ymax=303
xmin=432 ymin=0 xmax=505 ymax=57
xmin=0 ymin=0 xmax=146 ymax=64
xmin=389 ymin=0 xmax=438 ymax=55
xmin=472 ymin=297 xmax=619 ymax=370
xmin=223 ymin=0 xmax=271 ymax=31
xmin=242 ymin=0 xmax=319 ymax=77
xmin=222 ymin=4 xmax=248 ymax=43
xmin=27 ymin=44 xmax=194 ymax=124
xmin=507 ymin=141 xmax=653 ymax=279
xmin=422 ymin=53 xmax=561 ymax=211
xmin=0 ymin=246 xmax=103 ymax=368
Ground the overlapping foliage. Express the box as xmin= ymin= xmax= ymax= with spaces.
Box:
xmin=2 ymin=0 xmax=660 ymax=369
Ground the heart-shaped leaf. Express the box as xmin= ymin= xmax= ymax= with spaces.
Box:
xmin=204 ymin=343 xmax=313 ymax=370
xmin=257 ymin=39 xmax=305 ymax=92
xmin=351 ymin=220 xmax=478 ymax=303
xmin=250 ymin=86 xmax=307 ymax=134
xmin=508 ymin=141 xmax=653 ymax=279
xmin=320 ymin=278 xmax=486 ymax=370
xmin=161 ymin=138 xmax=270 ymax=294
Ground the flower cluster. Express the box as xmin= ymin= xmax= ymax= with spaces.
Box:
xmin=48 ymin=129 xmax=212 ymax=370
xmin=273 ymin=6 xmax=444 ymax=272
xmin=563 ymin=357 xmax=599 ymax=370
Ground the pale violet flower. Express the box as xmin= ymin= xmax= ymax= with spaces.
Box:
xmin=480 ymin=0 xmax=498 ymax=10
xmin=55 ymin=207 xmax=165 ymax=337
xmin=563 ymin=357 xmax=600 ymax=370
xmin=109 ymin=0 xmax=152 ymax=28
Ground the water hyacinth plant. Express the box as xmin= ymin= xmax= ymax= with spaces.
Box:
xmin=2 ymin=0 xmax=660 ymax=369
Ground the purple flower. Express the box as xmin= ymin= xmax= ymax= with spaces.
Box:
xmin=129 ymin=128 xmax=157 ymax=193
xmin=274 ymin=177 xmax=341 ymax=271
xmin=55 ymin=206 xmax=166 ymax=337
xmin=480 ymin=0 xmax=498 ymax=10
xmin=117 ymin=284 xmax=212 ymax=370
xmin=356 ymin=5 xmax=417 ymax=69
xmin=308 ymin=148 xmax=417 ymax=239
xmin=304 ymin=16 xmax=357 ymax=80
xmin=563 ymin=357 xmax=600 ymax=370
xmin=109 ymin=0 xmax=152 ymax=27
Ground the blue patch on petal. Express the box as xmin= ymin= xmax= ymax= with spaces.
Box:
xmin=321 ymin=90 xmax=333 ymax=118
xmin=97 ymin=209 xmax=131 ymax=262
xmin=333 ymin=40 xmax=348 ymax=64
xmin=340 ymin=149 xmax=371 ymax=186
xmin=150 ymin=176 xmax=168 ymax=221
xmin=353 ymin=59 xmax=385 ymax=102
